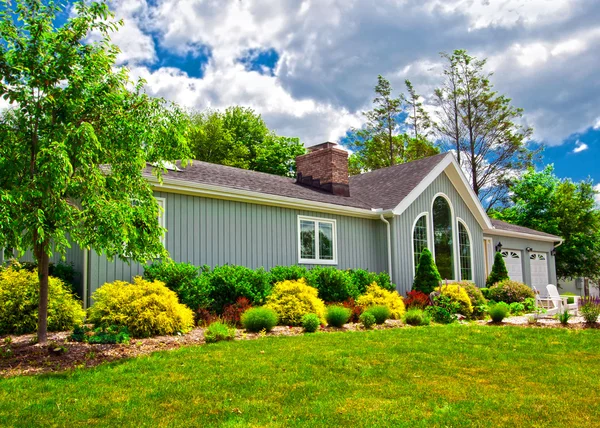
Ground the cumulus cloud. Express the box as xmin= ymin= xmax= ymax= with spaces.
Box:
xmin=594 ymin=184 xmax=600 ymax=206
xmin=105 ymin=0 xmax=600 ymax=146
xmin=573 ymin=140 xmax=589 ymax=153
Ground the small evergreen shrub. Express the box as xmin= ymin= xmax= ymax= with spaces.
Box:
xmin=365 ymin=305 xmax=391 ymax=324
xmin=265 ymin=278 xmax=326 ymax=326
xmin=488 ymin=303 xmax=509 ymax=323
xmin=454 ymin=281 xmax=487 ymax=319
xmin=87 ymin=277 xmax=194 ymax=338
xmin=205 ymin=265 xmax=272 ymax=312
xmin=0 ymin=266 xmax=85 ymax=335
xmin=404 ymin=308 xmax=430 ymax=326
xmin=412 ymin=248 xmax=442 ymax=294
xmin=326 ymin=305 xmax=351 ymax=328
xmin=404 ymin=290 xmax=431 ymax=310
xmin=359 ymin=311 xmax=376 ymax=329
xmin=579 ymin=296 xmax=600 ymax=324
xmin=307 ymin=266 xmax=358 ymax=302
xmin=486 ymin=252 xmax=510 ymax=287
xmin=357 ymin=283 xmax=405 ymax=319
xmin=204 ymin=321 xmax=236 ymax=343
xmin=70 ymin=325 xmax=130 ymax=344
xmin=268 ymin=265 xmax=309 ymax=284
xmin=222 ymin=297 xmax=252 ymax=327
xmin=427 ymin=294 xmax=460 ymax=324
xmin=488 ymin=279 xmax=535 ymax=304
xmin=342 ymin=298 xmax=364 ymax=323
xmin=302 ymin=313 xmax=321 ymax=333
xmin=434 ymin=284 xmax=473 ymax=318
xmin=241 ymin=307 xmax=278 ymax=333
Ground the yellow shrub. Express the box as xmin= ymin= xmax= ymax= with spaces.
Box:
xmin=88 ymin=277 xmax=194 ymax=338
xmin=357 ymin=283 xmax=405 ymax=319
xmin=265 ymin=278 xmax=326 ymax=326
xmin=0 ymin=266 xmax=85 ymax=334
xmin=435 ymin=284 xmax=473 ymax=317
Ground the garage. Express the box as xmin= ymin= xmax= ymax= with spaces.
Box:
xmin=501 ymin=250 xmax=524 ymax=283
xmin=529 ymin=252 xmax=549 ymax=289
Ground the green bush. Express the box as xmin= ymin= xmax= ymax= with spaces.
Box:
xmin=265 ymin=279 xmax=326 ymax=326
xmin=488 ymin=279 xmax=535 ymax=304
xmin=268 ymin=265 xmax=309 ymax=284
xmin=480 ymin=287 xmax=490 ymax=300
xmin=204 ymin=265 xmax=271 ymax=312
xmin=0 ymin=266 xmax=85 ymax=335
xmin=302 ymin=313 xmax=321 ymax=333
xmin=359 ymin=311 xmax=376 ymax=329
xmin=454 ymin=281 xmax=487 ymax=319
xmin=347 ymin=269 xmax=394 ymax=294
xmin=70 ymin=325 xmax=130 ymax=344
xmin=306 ymin=266 xmax=358 ymax=303
xmin=579 ymin=297 xmax=600 ymax=324
xmin=87 ymin=277 xmax=194 ymax=338
xmin=523 ymin=297 xmax=537 ymax=313
xmin=488 ymin=303 xmax=509 ymax=323
xmin=509 ymin=302 xmax=525 ymax=315
xmin=144 ymin=261 xmax=212 ymax=311
xmin=204 ymin=321 xmax=236 ymax=343
xmin=434 ymin=284 xmax=473 ymax=318
xmin=241 ymin=307 xmax=278 ymax=333
xmin=325 ymin=305 xmax=351 ymax=328
xmin=365 ymin=305 xmax=391 ymax=325
xmin=427 ymin=294 xmax=460 ymax=324
xmin=412 ymin=249 xmax=442 ymax=294
xmin=486 ymin=252 xmax=510 ymax=287
xmin=404 ymin=308 xmax=430 ymax=326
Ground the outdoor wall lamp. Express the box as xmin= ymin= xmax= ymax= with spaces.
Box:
xmin=495 ymin=242 xmax=503 ymax=252
xmin=550 ymin=248 xmax=557 ymax=256
xmin=525 ymin=247 xmax=533 ymax=252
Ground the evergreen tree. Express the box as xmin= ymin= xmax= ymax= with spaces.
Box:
xmin=486 ymin=252 xmax=510 ymax=287
xmin=412 ymin=249 xmax=442 ymax=294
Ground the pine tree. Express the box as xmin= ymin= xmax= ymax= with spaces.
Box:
xmin=412 ymin=249 xmax=442 ymax=294
xmin=486 ymin=252 xmax=510 ymax=287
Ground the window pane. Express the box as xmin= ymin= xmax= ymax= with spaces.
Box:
xmin=300 ymin=220 xmax=316 ymax=259
xmin=319 ymin=222 xmax=333 ymax=260
xmin=413 ymin=215 xmax=428 ymax=270
xmin=458 ymin=222 xmax=472 ymax=281
xmin=433 ymin=196 xmax=454 ymax=280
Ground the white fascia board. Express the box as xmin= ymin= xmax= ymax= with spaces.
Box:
xmin=483 ymin=228 xmax=562 ymax=244
xmin=148 ymin=176 xmax=379 ymax=219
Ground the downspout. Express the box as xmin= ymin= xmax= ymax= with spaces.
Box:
xmin=379 ymin=214 xmax=393 ymax=284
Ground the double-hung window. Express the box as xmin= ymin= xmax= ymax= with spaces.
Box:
xmin=298 ymin=216 xmax=337 ymax=264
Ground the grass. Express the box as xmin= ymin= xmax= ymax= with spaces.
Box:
xmin=1 ymin=325 xmax=599 ymax=427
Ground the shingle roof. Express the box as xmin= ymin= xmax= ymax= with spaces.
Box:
xmin=145 ymin=153 xmax=451 ymax=211
xmin=490 ymin=219 xmax=561 ymax=240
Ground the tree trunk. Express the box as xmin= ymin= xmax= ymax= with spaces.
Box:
xmin=35 ymin=243 xmax=50 ymax=344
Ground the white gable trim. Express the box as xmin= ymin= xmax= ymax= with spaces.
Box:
xmin=391 ymin=153 xmax=493 ymax=229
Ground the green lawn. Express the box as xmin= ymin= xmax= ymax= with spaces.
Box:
xmin=1 ymin=325 xmax=599 ymax=427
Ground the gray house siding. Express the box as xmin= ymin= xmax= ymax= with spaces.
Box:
xmin=482 ymin=235 xmax=557 ymax=287
xmin=392 ymin=172 xmax=486 ymax=295
xmin=87 ymin=191 xmax=389 ymax=295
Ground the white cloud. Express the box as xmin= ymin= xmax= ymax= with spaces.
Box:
xmin=594 ymin=184 xmax=600 ymax=206
xmin=594 ymin=118 xmax=600 ymax=130
xmin=573 ymin=140 xmax=589 ymax=153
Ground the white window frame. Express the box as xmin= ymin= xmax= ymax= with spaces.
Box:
xmin=297 ymin=215 xmax=338 ymax=265
xmin=457 ymin=218 xmax=474 ymax=282
xmin=430 ymin=192 xmax=458 ymax=281
xmin=155 ymin=196 xmax=167 ymax=248
xmin=411 ymin=212 xmax=431 ymax=275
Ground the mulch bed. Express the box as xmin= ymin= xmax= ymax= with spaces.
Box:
xmin=0 ymin=320 xmax=404 ymax=378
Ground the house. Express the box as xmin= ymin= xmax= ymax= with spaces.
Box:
xmin=2 ymin=142 xmax=562 ymax=306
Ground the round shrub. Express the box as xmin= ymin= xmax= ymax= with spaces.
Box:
xmin=435 ymin=284 xmax=474 ymax=318
xmin=0 ymin=266 xmax=85 ymax=335
xmin=204 ymin=265 xmax=272 ymax=313
xmin=268 ymin=265 xmax=309 ymax=285
xmin=488 ymin=303 xmax=509 ymax=323
xmin=325 ymin=305 xmax=351 ymax=328
xmin=302 ymin=313 xmax=321 ymax=333
xmin=306 ymin=266 xmax=358 ymax=303
xmin=404 ymin=308 xmax=430 ymax=326
xmin=87 ymin=277 xmax=194 ymax=338
xmin=204 ymin=321 xmax=236 ymax=343
xmin=359 ymin=311 xmax=376 ymax=329
xmin=347 ymin=269 xmax=395 ymax=295
xmin=454 ymin=281 xmax=487 ymax=319
xmin=366 ymin=305 xmax=391 ymax=324
xmin=357 ymin=283 xmax=405 ymax=319
xmin=241 ymin=307 xmax=278 ymax=333
xmin=488 ymin=279 xmax=535 ymax=304
xmin=404 ymin=290 xmax=431 ymax=310
xmin=265 ymin=278 xmax=326 ymax=326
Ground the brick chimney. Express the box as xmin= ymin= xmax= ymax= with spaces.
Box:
xmin=295 ymin=142 xmax=350 ymax=197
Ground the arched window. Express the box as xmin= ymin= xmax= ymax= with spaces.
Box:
xmin=412 ymin=214 xmax=428 ymax=273
xmin=432 ymin=195 xmax=454 ymax=280
xmin=458 ymin=220 xmax=472 ymax=281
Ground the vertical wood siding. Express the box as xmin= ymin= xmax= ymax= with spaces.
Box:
xmin=482 ymin=235 xmax=557 ymax=287
xmin=88 ymin=192 xmax=388 ymax=293
xmin=392 ymin=172 xmax=486 ymax=294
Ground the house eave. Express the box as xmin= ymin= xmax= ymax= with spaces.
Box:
xmin=483 ymin=228 xmax=562 ymax=243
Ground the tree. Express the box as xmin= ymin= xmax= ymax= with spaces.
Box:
xmin=404 ymin=79 xmax=432 ymax=141
xmin=187 ymin=106 xmax=305 ymax=177
xmin=0 ymin=0 xmax=190 ymax=343
xmin=433 ymin=50 xmax=539 ymax=210
xmin=492 ymin=166 xmax=600 ymax=281
xmin=486 ymin=252 xmax=509 ymax=287
xmin=412 ymin=248 xmax=442 ymax=294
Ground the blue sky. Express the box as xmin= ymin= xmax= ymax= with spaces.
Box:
xmin=11 ymin=0 xmax=598 ymax=185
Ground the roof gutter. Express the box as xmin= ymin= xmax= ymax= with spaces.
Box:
xmin=483 ymin=228 xmax=562 ymax=243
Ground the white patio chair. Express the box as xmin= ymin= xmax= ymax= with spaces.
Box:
xmin=547 ymin=284 xmax=579 ymax=314
xmin=532 ymin=286 xmax=561 ymax=317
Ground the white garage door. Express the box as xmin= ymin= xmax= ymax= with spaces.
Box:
xmin=530 ymin=252 xmax=549 ymax=289
xmin=501 ymin=250 xmax=524 ymax=283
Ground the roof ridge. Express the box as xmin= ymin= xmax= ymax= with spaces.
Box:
xmin=350 ymin=152 xmax=450 ymax=180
